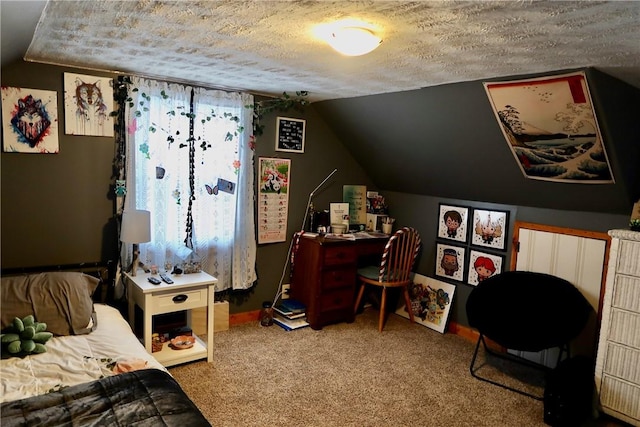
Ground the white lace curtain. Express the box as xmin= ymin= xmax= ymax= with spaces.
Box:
xmin=122 ymin=76 xmax=256 ymax=291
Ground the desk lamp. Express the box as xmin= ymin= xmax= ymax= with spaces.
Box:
xmin=120 ymin=209 xmax=151 ymax=276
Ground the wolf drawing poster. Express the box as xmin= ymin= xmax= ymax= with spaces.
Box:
xmin=63 ymin=73 xmax=114 ymax=136
xmin=2 ymin=87 xmax=59 ymax=153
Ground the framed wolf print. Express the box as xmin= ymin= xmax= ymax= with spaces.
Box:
xmin=435 ymin=243 xmax=465 ymax=282
xmin=484 ymin=71 xmax=614 ymax=183
xmin=437 ymin=203 xmax=469 ymax=243
xmin=471 ymin=209 xmax=508 ymax=251
xmin=467 ymin=250 xmax=504 ymax=286
xmin=64 ymin=73 xmax=114 ymax=137
xmin=1 ymin=86 xmax=59 ymax=153
xmin=395 ymin=273 xmax=456 ymax=334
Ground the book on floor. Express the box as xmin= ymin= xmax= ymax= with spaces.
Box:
xmin=273 ymin=313 xmax=309 ymax=331
xmin=274 ymin=304 xmax=306 ymax=319
xmin=278 ymin=299 xmax=306 ymax=314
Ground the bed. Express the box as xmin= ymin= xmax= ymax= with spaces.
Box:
xmin=0 ymin=271 xmax=210 ymax=426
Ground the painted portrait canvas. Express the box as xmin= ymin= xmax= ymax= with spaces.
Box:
xmin=484 ymin=71 xmax=614 ymax=183
xmin=2 ymin=87 xmax=59 ymax=153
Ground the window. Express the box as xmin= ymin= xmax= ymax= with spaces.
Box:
xmin=122 ymin=77 xmax=256 ymax=291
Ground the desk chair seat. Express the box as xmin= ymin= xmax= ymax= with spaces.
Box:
xmin=354 ymin=227 xmax=421 ymax=332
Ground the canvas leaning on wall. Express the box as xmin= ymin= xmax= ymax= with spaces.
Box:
xmin=395 ymin=274 xmax=456 ymax=334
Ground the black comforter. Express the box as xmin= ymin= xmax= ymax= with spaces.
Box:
xmin=1 ymin=369 xmax=211 ymax=426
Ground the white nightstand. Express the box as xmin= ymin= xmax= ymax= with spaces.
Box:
xmin=125 ymin=270 xmax=218 ymax=367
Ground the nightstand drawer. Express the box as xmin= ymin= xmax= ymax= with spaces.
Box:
xmin=151 ymin=287 xmax=208 ymax=313
xmin=609 ymin=308 xmax=640 ymax=349
xmin=612 ymin=274 xmax=640 ymax=313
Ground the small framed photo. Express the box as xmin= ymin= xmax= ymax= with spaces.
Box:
xmin=437 ymin=203 xmax=469 ymax=243
xmin=467 ymin=250 xmax=504 ymax=286
xmin=435 ymin=243 xmax=465 ymax=282
xmin=471 ymin=209 xmax=509 ymax=251
xmin=395 ymin=273 xmax=456 ymax=334
xmin=275 ymin=117 xmax=305 ymax=153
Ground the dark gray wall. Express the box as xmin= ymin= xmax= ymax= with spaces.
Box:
xmin=1 ymin=59 xmax=635 ymax=325
xmin=314 ymin=68 xmax=640 ymax=215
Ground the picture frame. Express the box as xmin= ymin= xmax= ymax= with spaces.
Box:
xmin=2 ymin=86 xmax=59 ymax=153
xmin=483 ymin=71 xmax=613 ymax=183
xmin=437 ymin=203 xmax=469 ymax=243
xmin=435 ymin=243 xmax=465 ymax=282
xmin=471 ymin=209 xmax=509 ymax=251
xmin=63 ymin=72 xmax=114 ymax=137
xmin=257 ymin=157 xmax=291 ymax=244
xmin=275 ymin=117 xmax=305 ymax=153
xmin=395 ymin=273 xmax=456 ymax=334
xmin=467 ymin=250 xmax=504 ymax=286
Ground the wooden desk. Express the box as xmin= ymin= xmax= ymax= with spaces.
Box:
xmin=290 ymin=233 xmax=388 ymax=330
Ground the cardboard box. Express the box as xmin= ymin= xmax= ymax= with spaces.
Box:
xmin=214 ymin=301 xmax=229 ymax=332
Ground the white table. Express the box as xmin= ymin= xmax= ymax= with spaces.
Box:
xmin=125 ymin=270 xmax=217 ymax=367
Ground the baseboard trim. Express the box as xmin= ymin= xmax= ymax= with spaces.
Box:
xmin=230 ymin=312 xmax=486 ymax=346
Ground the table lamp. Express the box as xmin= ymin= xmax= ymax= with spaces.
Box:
xmin=120 ymin=209 xmax=151 ymax=276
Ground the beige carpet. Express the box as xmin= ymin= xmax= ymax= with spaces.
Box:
xmin=169 ymin=309 xmax=621 ymax=427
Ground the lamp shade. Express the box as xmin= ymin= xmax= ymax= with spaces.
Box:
xmin=327 ymin=27 xmax=382 ymax=56
xmin=120 ymin=209 xmax=151 ymax=243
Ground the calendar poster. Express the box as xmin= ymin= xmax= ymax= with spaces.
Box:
xmin=258 ymin=157 xmax=291 ymax=244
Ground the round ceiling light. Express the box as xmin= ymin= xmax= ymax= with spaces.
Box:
xmin=326 ymin=26 xmax=382 ymax=56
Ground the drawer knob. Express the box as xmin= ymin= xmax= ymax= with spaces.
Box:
xmin=172 ymin=294 xmax=188 ymax=303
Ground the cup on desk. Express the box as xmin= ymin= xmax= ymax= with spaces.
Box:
xmin=382 ymin=223 xmax=393 ymax=234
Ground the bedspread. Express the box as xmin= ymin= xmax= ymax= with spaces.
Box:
xmin=0 ymin=369 xmax=211 ymax=426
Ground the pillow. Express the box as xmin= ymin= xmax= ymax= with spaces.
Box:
xmin=1 ymin=272 xmax=99 ymax=336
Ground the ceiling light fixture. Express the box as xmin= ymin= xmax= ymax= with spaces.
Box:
xmin=326 ymin=26 xmax=382 ymax=56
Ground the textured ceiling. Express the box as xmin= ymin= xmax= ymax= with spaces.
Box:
xmin=16 ymin=0 xmax=640 ymax=101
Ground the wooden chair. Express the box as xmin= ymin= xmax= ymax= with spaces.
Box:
xmin=353 ymin=227 xmax=421 ymax=332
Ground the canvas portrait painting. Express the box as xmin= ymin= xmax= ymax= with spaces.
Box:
xmin=1 ymin=86 xmax=59 ymax=153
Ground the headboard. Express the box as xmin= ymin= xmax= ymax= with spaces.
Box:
xmin=1 ymin=261 xmax=115 ymax=303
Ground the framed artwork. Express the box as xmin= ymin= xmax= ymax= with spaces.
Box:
xmin=63 ymin=72 xmax=114 ymax=137
xmin=437 ymin=203 xmax=469 ymax=243
xmin=1 ymin=86 xmax=59 ymax=153
xmin=435 ymin=243 xmax=465 ymax=282
xmin=257 ymin=157 xmax=291 ymax=244
xmin=471 ymin=209 xmax=508 ymax=251
xmin=395 ymin=273 xmax=456 ymax=334
xmin=484 ymin=71 xmax=614 ymax=183
xmin=275 ymin=117 xmax=305 ymax=153
xmin=467 ymin=250 xmax=504 ymax=286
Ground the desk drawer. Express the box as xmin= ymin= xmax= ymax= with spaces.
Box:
xmin=319 ymin=289 xmax=353 ymax=312
xmin=323 ymin=246 xmax=356 ymax=266
xmin=152 ymin=287 xmax=208 ymax=313
xmin=322 ymin=267 xmax=356 ymax=291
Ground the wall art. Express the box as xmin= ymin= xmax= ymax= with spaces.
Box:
xmin=484 ymin=71 xmax=614 ymax=183
xmin=435 ymin=243 xmax=465 ymax=282
xmin=395 ymin=273 xmax=456 ymax=334
xmin=258 ymin=157 xmax=291 ymax=244
xmin=471 ymin=209 xmax=508 ymax=251
xmin=467 ymin=250 xmax=504 ymax=286
xmin=275 ymin=117 xmax=305 ymax=153
xmin=437 ymin=203 xmax=469 ymax=243
xmin=1 ymin=86 xmax=59 ymax=153
xmin=63 ymin=72 xmax=114 ymax=137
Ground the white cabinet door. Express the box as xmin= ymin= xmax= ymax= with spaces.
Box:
xmin=510 ymin=224 xmax=609 ymax=367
